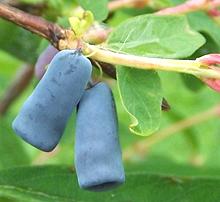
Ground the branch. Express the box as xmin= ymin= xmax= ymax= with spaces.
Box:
xmin=207 ymin=8 xmax=220 ymax=26
xmin=108 ymin=0 xmax=220 ymax=16
xmin=85 ymin=45 xmax=220 ymax=80
xmin=0 ymin=64 xmax=34 ymax=116
xmin=2 ymin=0 xmax=47 ymax=16
xmin=91 ymin=60 xmax=116 ymax=79
xmin=108 ymin=0 xmax=149 ymax=11
xmin=156 ymin=0 xmax=220 ymax=15
xmin=1 ymin=3 xmax=220 ymax=111
xmin=0 ymin=3 xmax=65 ymax=47
xmin=123 ymin=104 xmax=220 ymax=161
xmin=1 ymin=3 xmax=220 ymax=81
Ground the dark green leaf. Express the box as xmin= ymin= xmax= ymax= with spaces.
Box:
xmin=0 ymin=119 xmax=30 ymax=169
xmin=0 ymin=20 xmax=41 ymax=64
xmin=181 ymin=74 xmax=204 ymax=92
xmin=187 ymin=12 xmax=220 ymax=51
xmin=0 ymin=165 xmax=220 ymax=202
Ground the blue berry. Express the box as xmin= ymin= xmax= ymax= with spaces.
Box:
xmin=75 ymin=82 xmax=125 ymax=191
xmin=12 ymin=50 xmax=92 ymax=152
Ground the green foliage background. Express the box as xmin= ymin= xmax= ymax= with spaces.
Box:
xmin=1 ymin=0 xmax=220 ymax=201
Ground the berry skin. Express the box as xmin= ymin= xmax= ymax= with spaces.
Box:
xmin=12 ymin=50 xmax=92 ymax=152
xmin=75 ymin=82 xmax=125 ymax=191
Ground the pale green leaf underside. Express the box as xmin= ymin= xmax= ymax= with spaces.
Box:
xmin=117 ymin=67 xmax=162 ymax=136
xmin=77 ymin=0 xmax=108 ymax=21
xmin=107 ymin=14 xmax=205 ymax=58
xmin=0 ymin=166 xmax=220 ymax=202
xmin=109 ymin=14 xmax=205 ymax=136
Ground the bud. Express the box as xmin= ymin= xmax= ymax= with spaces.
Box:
xmin=197 ymin=54 xmax=220 ymax=92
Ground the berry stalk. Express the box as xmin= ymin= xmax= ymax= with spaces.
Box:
xmin=84 ymin=44 xmax=220 ymax=80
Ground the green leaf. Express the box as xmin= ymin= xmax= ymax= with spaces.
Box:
xmin=181 ymin=74 xmax=204 ymax=92
xmin=117 ymin=67 xmax=162 ymax=136
xmin=108 ymin=14 xmax=205 ymax=136
xmin=0 ymin=20 xmax=41 ymax=64
xmin=0 ymin=119 xmax=30 ymax=169
xmin=0 ymin=51 xmax=22 ymax=91
xmin=186 ymin=31 xmax=219 ymax=59
xmin=77 ymin=0 xmax=108 ymax=21
xmin=107 ymin=15 xmax=205 ymax=58
xmin=1 ymin=165 xmax=220 ymax=202
xmin=187 ymin=12 xmax=220 ymax=51
xmin=125 ymin=155 xmax=220 ymax=177
xmin=0 ymin=197 xmax=15 ymax=202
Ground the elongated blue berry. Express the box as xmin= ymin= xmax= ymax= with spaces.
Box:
xmin=75 ymin=82 xmax=125 ymax=191
xmin=12 ymin=50 xmax=92 ymax=152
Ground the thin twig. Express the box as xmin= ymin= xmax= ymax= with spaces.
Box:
xmin=91 ymin=60 xmax=170 ymax=110
xmin=2 ymin=0 xmax=47 ymax=16
xmin=156 ymin=0 xmax=220 ymax=15
xmin=0 ymin=3 xmax=65 ymax=48
xmin=108 ymin=0 xmax=149 ymax=11
xmin=123 ymin=104 xmax=220 ymax=161
xmin=108 ymin=0 xmax=220 ymax=15
xmin=0 ymin=64 xmax=34 ymax=116
xmin=85 ymin=45 xmax=220 ymax=79
xmin=1 ymin=3 xmax=220 ymax=80
xmin=1 ymin=3 xmax=219 ymax=112
xmin=207 ymin=8 xmax=220 ymax=26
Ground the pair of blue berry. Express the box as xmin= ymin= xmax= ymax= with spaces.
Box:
xmin=12 ymin=50 xmax=125 ymax=191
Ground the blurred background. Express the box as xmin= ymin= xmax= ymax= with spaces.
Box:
xmin=1 ymin=0 xmax=220 ymax=201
